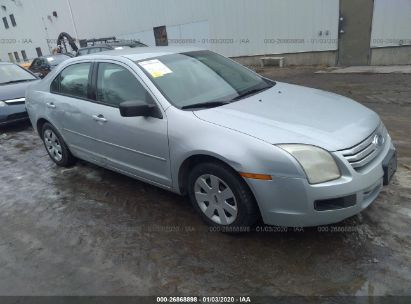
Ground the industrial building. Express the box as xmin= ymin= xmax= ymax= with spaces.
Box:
xmin=0 ymin=0 xmax=410 ymax=66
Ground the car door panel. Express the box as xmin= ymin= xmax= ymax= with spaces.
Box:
xmin=87 ymin=103 xmax=169 ymax=185
xmin=60 ymin=60 xmax=172 ymax=188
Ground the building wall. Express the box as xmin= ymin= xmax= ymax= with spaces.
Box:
xmin=368 ymin=0 xmax=411 ymax=65
xmin=0 ymin=0 xmax=339 ymax=62
xmin=0 ymin=0 xmax=78 ymax=61
xmin=371 ymin=0 xmax=411 ymax=48
xmin=66 ymin=0 xmax=339 ymax=57
xmin=1 ymin=0 xmax=410 ymax=65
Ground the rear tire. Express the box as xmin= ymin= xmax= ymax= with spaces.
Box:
xmin=188 ymin=161 xmax=258 ymax=232
xmin=42 ymin=122 xmax=76 ymax=167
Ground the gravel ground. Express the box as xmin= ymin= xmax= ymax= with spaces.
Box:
xmin=0 ymin=67 xmax=410 ymax=297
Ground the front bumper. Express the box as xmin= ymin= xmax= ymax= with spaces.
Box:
xmin=0 ymin=104 xmax=28 ymax=126
xmin=247 ymin=136 xmax=396 ymax=227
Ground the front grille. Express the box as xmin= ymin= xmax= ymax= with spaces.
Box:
xmin=339 ymin=124 xmax=387 ymax=170
xmin=314 ymin=194 xmax=357 ymax=211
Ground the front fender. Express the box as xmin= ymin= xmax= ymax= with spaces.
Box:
xmin=166 ymin=107 xmax=305 ymax=192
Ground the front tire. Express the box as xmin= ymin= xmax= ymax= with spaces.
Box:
xmin=188 ymin=162 xmax=258 ymax=230
xmin=42 ymin=122 xmax=75 ymax=167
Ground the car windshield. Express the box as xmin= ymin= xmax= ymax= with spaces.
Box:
xmin=0 ymin=64 xmax=37 ymax=84
xmin=136 ymin=50 xmax=273 ymax=109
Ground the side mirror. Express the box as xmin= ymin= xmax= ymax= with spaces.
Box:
xmin=119 ymin=100 xmax=162 ymax=119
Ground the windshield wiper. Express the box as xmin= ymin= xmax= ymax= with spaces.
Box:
xmin=232 ymin=84 xmax=274 ymax=101
xmin=181 ymin=100 xmax=230 ymax=110
xmin=0 ymin=79 xmax=35 ymax=85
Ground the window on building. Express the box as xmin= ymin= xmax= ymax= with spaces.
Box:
xmin=8 ymin=53 xmax=14 ymax=62
xmin=153 ymin=25 xmax=168 ymax=46
xmin=2 ymin=17 xmax=9 ymax=29
xmin=21 ymin=50 xmax=28 ymax=61
xmin=9 ymin=14 xmax=16 ymax=27
xmin=35 ymin=47 xmax=43 ymax=57
xmin=13 ymin=51 xmax=20 ymax=63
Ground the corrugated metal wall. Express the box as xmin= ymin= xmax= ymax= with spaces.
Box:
xmin=3 ymin=0 xmax=411 ymax=63
xmin=66 ymin=0 xmax=339 ymax=57
xmin=1 ymin=0 xmax=339 ymax=61
xmin=371 ymin=0 xmax=411 ymax=48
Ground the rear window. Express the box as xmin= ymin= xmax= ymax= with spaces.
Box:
xmin=50 ymin=63 xmax=91 ymax=99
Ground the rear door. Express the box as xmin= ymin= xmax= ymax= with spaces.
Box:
xmin=48 ymin=62 xmax=102 ymax=162
xmin=43 ymin=62 xmax=91 ymax=138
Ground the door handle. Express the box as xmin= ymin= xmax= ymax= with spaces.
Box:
xmin=46 ymin=102 xmax=56 ymax=109
xmin=92 ymin=114 xmax=108 ymax=123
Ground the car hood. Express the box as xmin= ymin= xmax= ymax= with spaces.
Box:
xmin=193 ymin=82 xmax=380 ymax=151
xmin=0 ymin=80 xmax=39 ymax=101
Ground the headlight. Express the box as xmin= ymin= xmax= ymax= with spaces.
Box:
xmin=0 ymin=101 xmax=6 ymax=107
xmin=278 ymin=144 xmax=341 ymax=184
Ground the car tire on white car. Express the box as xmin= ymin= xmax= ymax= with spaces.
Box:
xmin=42 ymin=122 xmax=76 ymax=167
xmin=188 ymin=162 xmax=259 ymax=231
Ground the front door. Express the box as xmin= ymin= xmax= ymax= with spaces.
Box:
xmin=337 ymin=0 xmax=374 ymax=66
xmin=63 ymin=61 xmax=171 ymax=188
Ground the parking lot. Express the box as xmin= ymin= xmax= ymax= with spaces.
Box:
xmin=0 ymin=66 xmax=410 ymax=296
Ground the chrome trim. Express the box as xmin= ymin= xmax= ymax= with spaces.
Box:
xmin=4 ymin=97 xmax=25 ymax=104
xmin=339 ymin=124 xmax=387 ymax=170
xmin=63 ymin=128 xmax=167 ymax=161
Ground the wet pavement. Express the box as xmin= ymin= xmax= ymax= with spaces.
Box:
xmin=0 ymin=67 xmax=410 ymax=296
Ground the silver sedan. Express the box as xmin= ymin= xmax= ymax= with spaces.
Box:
xmin=26 ymin=47 xmax=397 ymax=230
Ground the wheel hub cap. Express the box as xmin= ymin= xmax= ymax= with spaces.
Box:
xmin=194 ymin=174 xmax=238 ymax=225
xmin=44 ymin=129 xmax=63 ymax=162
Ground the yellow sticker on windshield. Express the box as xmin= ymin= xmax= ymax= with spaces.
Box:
xmin=138 ymin=59 xmax=172 ymax=78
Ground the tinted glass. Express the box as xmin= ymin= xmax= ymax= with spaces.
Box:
xmin=88 ymin=48 xmax=101 ymax=54
xmin=77 ymin=49 xmax=88 ymax=56
xmin=31 ymin=59 xmax=40 ymax=68
xmin=60 ymin=63 xmax=91 ymax=98
xmin=96 ymin=63 xmax=150 ymax=107
xmin=50 ymin=74 xmax=60 ymax=93
xmin=136 ymin=50 xmax=270 ymax=108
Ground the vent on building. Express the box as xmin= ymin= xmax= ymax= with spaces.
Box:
xmin=21 ymin=50 xmax=28 ymax=61
xmin=36 ymin=47 xmax=43 ymax=57
xmin=2 ymin=16 xmax=9 ymax=29
xmin=9 ymin=14 xmax=16 ymax=27
xmin=13 ymin=51 xmax=20 ymax=62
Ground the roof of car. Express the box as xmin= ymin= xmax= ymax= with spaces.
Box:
xmin=78 ymin=45 xmax=111 ymax=50
xmin=38 ymin=54 xmax=71 ymax=60
xmin=78 ymin=46 xmax=203 ymax=61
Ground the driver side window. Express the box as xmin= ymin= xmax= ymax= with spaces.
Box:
xmin=96 ymin=63 xmax=152 ymax=107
